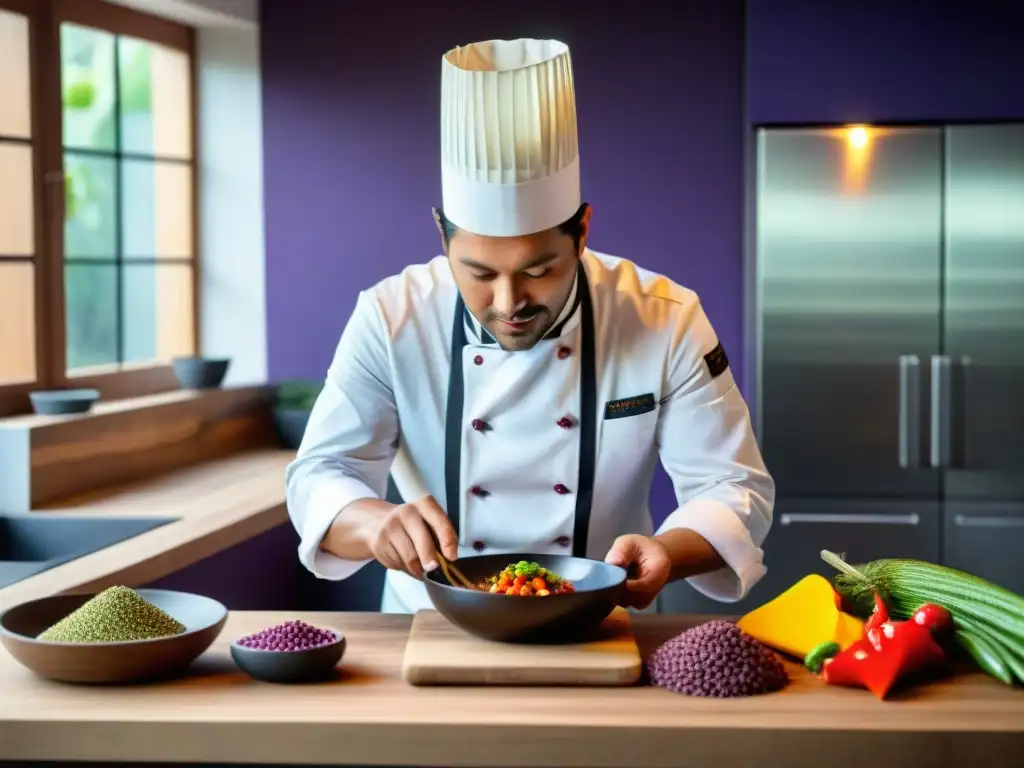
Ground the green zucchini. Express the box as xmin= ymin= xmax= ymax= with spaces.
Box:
xmin=820 ymin=551 xmax=1024 ymax=644
xmin=953 ymin=616 xmax=1024 ymax=685
xmin=954 ymin=629 xmax=1015 ymax=685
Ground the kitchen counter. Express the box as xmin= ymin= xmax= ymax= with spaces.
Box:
xmin=1 ymin=611 xmax=1022 ymax=768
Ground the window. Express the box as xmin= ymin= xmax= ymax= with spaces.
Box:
xmin=0 ymin=0 xmax=197 ymax=417
xmin=0 ymin=1 xmax=39 ymax=404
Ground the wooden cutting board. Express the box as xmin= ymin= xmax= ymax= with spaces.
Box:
xmin=401 ymin=607 xmax=643 ymax=686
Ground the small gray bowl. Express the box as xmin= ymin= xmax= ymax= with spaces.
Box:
xmin=230 ymin=630 xmax=346 ymax=683
xmin=272 ymin=407 xmax=311 ymax=449
xmin=171 ymin=356 xmax=231 ymax=389
xmin=28 ymin=388 xmax=100 ymax=415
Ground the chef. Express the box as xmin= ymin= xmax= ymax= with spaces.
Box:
xmin=286 ymin=37 xmax=775 ymax=614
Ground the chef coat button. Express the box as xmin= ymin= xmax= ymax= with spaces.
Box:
xmin=472 ymin=540 xmax=486 ymax=551
xmin=557 ymin=416 xmax=574 ymax=429
xmin=471 ymin=418 xmax=488 ymax=431
xmin=470 ymin=485 xmax=488 ymax=497
xmin=553 ymin=483 xmax=571 ymax=495
xmin=473 ymin=354 xmax=484 ymax=366
xmin=557 ymin=346 xmax=572 ymax=360
xmin=555 ymin=535 xmax=571 ymax=547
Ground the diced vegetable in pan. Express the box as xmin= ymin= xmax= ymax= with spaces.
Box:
xmin=478 ymin=560 xmax=575 ymax=596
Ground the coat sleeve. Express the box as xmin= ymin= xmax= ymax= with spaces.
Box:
xmin=285 ymin=289 xmax=399 ymax=581
xmin=654 ymin=298 xmax=775 ymax=603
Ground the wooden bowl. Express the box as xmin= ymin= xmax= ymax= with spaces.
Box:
xmin=0 ymin=589 xmax=228 ymax=684
xmin=423 ymin=553 xmax=627 ymax=643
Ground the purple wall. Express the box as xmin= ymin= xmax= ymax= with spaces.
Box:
xmin=746 ymin=0 xmax=1024 ymax=125
xmin=145 ymin=525 xmax=300 ymax=611
xmin=260 ymin=1 xmax=1024 ymax=385
xmin=260 ymin=0 xmax=747 ymax=395
xmin=260 ymin=0 xmax=745 ymax=533
xmin=257 ymin=1 xmax=1022 ymax=565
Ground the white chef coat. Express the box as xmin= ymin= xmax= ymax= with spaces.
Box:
xmin=285 ymin=249 xmax=775 ymax=614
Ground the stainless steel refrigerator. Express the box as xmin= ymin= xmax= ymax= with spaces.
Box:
xmin=660 ymin=122 xmax=1024 ymax=614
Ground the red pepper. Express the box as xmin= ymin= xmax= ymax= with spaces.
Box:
xmin=912 ymin=602 xmax=952 ymax=633
xmin=814 ymin=593 xmax=948 ymax=700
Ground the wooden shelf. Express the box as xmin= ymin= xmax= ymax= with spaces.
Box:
xmin=0 ymin=387 xmax=277 ymax=512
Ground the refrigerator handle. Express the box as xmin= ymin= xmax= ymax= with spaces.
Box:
xmin=898 ymin=355 xmax=921 ymax=468
xmin=930 ymin=354 xmax=952 ymax=468
xmin=781 ymin=513 xmax=920 ymax=526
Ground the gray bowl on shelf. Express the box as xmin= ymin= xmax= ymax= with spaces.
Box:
xmin=272 ymin=407 xmax=311 ymax=449
xmin=0 ymin=589 xmax=228 ymax=684
xmin=28 ymin=388 xmax=100 ymax=415
xmin=230 ymin=631 xmax=346 ymax=683
xmin=424 ymin=553 xmax=627 ymax=643
xmin=171 ymin=356 xmax=231 ymax=389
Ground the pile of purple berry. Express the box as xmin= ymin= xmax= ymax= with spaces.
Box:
xmin=646 ymin=619 xmax=788 ymax=697
xmin=235 ymin=620 xmax=338 ymax=652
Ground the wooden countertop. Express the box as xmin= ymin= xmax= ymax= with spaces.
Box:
xmin=0 ymin=449 xmax=295 ymax=612
xmin=1 ymin=612 xmax=1022 ymax=768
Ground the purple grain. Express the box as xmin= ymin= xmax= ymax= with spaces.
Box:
xmin=646 ymin=619 xmax=788 ymax=697
xmin=236 ymin=620 xmax=338 ymax=651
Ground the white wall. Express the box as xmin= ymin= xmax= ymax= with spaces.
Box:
xmin=107 ymin=0 xmax=257 ymax=28
xmin=184 ymin=0 xmax=258 ymax=25
xmin=196 ymin=25 xmax=267 ymax=385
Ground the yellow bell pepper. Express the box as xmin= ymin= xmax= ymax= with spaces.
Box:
xmin=737 ymin=574 xmax=865 ymax=659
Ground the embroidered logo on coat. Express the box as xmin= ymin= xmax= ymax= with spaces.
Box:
xmin=704 ymin=341 xmax=729 ymax=378
xmin=604 ymin=393 xmax=656 ymax=420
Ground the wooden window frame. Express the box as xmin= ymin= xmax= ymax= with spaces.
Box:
xmin=0 ymin=0 xmax=199 ymax=418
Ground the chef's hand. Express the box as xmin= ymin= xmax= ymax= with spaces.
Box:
xmin=604 ymin=534 xmax=672 ymax=610
xmin=369 ymin=495 xmax=460 ymax=579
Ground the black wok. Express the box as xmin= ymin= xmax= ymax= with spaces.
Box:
xmin=423 ymin=552 xmax=627 ymax=643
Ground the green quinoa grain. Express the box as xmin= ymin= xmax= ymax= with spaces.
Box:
xmin=38 ymin=586 xmax=186 ymax=643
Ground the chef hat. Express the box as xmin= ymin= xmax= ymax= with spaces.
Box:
xmin=439 ymin=38 xmax=581 ymax=238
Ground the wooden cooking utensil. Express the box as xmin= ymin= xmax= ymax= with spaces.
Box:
xmin=436 ymin=550 xmax=474 ymax=589
xmin=427 ymin=526 xmax=474 ymax=589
